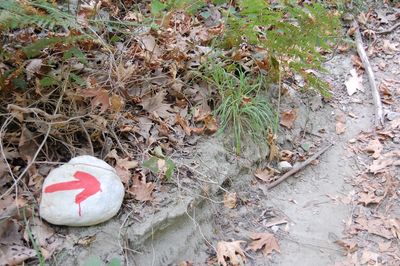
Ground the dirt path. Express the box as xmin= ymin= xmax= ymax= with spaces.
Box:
xmin=206 ymin=53 xmax=375 ymax=265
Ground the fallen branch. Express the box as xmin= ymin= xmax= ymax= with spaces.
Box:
xmin=377 ymin=22 xmax=400 ymax=35
xmin=267 ymin=143 xmax=333 ymax=189
xmin=352 ymin=21 xmax=384 ymax=127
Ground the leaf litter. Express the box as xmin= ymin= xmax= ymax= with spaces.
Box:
xmin=1 ymin=0 xmax=399 ymax=265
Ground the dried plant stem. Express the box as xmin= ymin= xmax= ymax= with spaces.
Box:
xmin=267 ymin=143 xmax=333 ymax=189
xmin=1 ymin=81 xmax=67 ymax=199
xmin=353 ymin=21 xmax=384 ymax=127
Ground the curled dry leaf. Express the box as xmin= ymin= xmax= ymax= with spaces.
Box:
xmin=249 ymin=232 xmax=280 ymax=256
xmin=335 ymin=239 xmax=358 ymax=255
xmin=254 ymin=168 xmax=276 ymax=182
xmin=369 ymin=150 xmax=400 ymax=174
xmin=176 ymin=115 xmax=192 ymax=135
xmin=364 ymin=139 xmax=383 ymax=159
xmin=216 ymin=240 xmax=246 ymax=266
xmin=335 ymin=113 xmax=346 ymax=135
xmin=280 ymin=109 xmax=297 ymax=129
xmin=128 ymin=175 xmax=155 ymax=202
xmin=223 ymin=192 xmax=237 ymax=209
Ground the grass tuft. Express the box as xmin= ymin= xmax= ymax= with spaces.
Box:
xmin=208 ymin=64 xmax=276 ymax=154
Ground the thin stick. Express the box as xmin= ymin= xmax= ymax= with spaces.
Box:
xmin=353 ymin=21 xmax=384 ymax=127
xmin=377 ymin=22 xmax=400 ymax=35
xmin=267 ymin=143 xmax=333 ymax=189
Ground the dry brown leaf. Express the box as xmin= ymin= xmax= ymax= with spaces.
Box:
xmin=369 ymin=150 xmax=400 ymax=174
xmin=140 ymin=92 xmax=172 ymax=119
xmin=249 ymin=232 xmax=280 ymax=256
xmin=382 ymin=39 xmax=399 ymax=54
xmin=280 ymin=109 xmax=297 ymax=129
xmin=25 ymin=217 xmax=62 ymax=259
xmin=176 ymin=115 xmax=192 ymax=135
xmin=335 ymin=113 xmax=346 ymax=135
xmin=223 ymin=192 xmax=237 ymax=209
xmin=364 ymin=139 xmax=383 ymax=159
xmin=203 ymin=115 xmax=218 ymax=135
xmin=355 ymin=217 xmax=393 ymax=239
xmin=129 ymin=175 xmax=155 ymax=201
xmin=81 ymin=88 xmax=110 ymax=113
xmin=216 ymin=240 xmax=246 ymax=266
xmin=0 ymin=245 xmax=36 ymax=265
xmin=357 ymin=191 xmax=384 ymax=205
xmin=335 ymin=239 xmax=358 ymax=254
xmin=254 ymin=168 xmax=275 ymax=182
xmin=351 ymin=55 xmax=363 ymax=70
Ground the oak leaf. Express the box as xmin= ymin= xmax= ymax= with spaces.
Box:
xmin=280 ymin=109 xmax=297 ymax=129
xmin=140 ymin=92 xmax=172 ymax=119
xmin=364 ymin=139 xmax=383 ymax=159
xmin=249 ymin=232 xmax=280 ymax=256
xmin=216 ymin=240 xmax=246 ymax=266
xmin=129 ymin=175 xmax=155 ymax=201
xmin=81 ymin=88 xmax=110 ymax=113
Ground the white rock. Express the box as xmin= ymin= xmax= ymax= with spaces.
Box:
xmin=278 ymin=161 xmax=293 ymax=172
xmin=39 ymin=155 xmax=124 ymax=226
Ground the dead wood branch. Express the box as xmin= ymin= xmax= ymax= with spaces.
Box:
xmin=353 ymin=21 xmax=384 ymax=127
xmin=267 ymin=143 xmax=333 ymax=189
xmin=7 ymin=104 xmax=65 ymax=120
xmin=377 ymin=22 xmax=400 ymax=35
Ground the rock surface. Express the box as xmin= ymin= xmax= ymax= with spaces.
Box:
xmin=278 ymin=161 xmax=293 ymax=172
xmin=39 ymin=156 xmax=124 ymax=226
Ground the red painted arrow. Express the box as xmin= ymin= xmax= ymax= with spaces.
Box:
xmin=44 ymin=171 xmax=102 ymax=216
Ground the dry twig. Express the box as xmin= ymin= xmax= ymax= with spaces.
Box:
xmin=352 ymin=21 xmax=384 ymax=127
xmin=267 ymin=143 xmax=333 ymax=189
xmin=377 ymin=22 xmax=400 ymax=35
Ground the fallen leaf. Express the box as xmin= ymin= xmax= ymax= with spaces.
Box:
xmin=25 ymin=217 xmax=62 ymax=259
xmin=360 ymin=250 xmax=379 ymax=264
xmin=223 ymin=192 xmax=237 ymax=209
xmin=382 ymin=39 xmax=399 ymax=54
xmin=364 ymin=139 xmax=383 ymax=159
xmin=203 ymin=115 xmax=217 ymax=135
xmin=128 ymin=175 xmax=155 ymax=201
xmin=249 ymin=232 xmax=280 ymax=256
xmin=280 ymin=109 xmax=297 ymax=129
xmin=216 ymin=240 xmax=246 ymax=266
xmin=81 ymin=88 xmax=110 ymax=113
xmin=0 ymin=245 xmax=36 ymax=265
xmin=254 ymin=168 xmax=275 ymax=182
xmin=345 ymin=69 xmax=363 ymax=96
xmin=335 ymin=239 xmax=358 ymax=254
xmin=335 ymin=113 xmax=346 ymax=135
xmin=358 ymin=191 xmax=384 ymax=205
xmin=176 ymin=115 xmax=192 ymax=135
xmin=140 ymin=92 xmax=172 ymax=119
xmin=369 ymin=150 xmax=400 ymax=174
